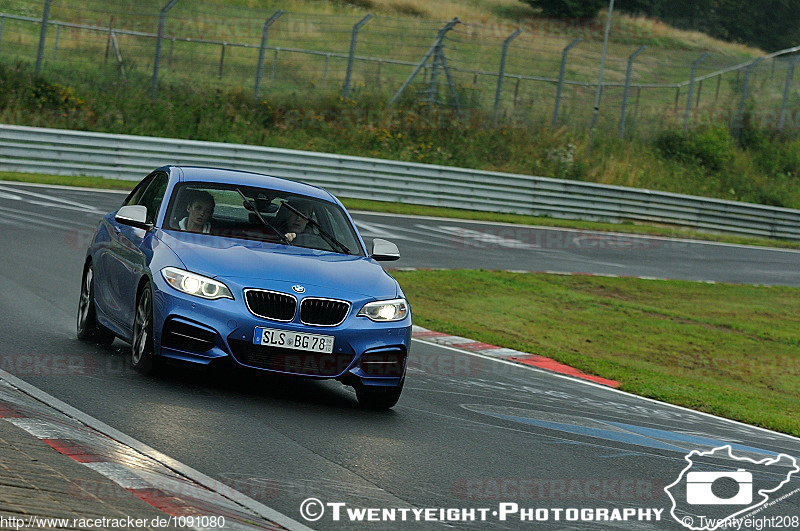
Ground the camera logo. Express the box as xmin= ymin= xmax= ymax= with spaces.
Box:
xmin=665 ymin=445 xmax=799 ymax=531
xmin=686 ymin=469 xmax=752 ymax=505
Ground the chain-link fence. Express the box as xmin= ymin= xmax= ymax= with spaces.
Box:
xmin=2 ymin=0 xmax=800 ymax=139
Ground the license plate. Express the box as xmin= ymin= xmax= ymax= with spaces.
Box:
xmin=253 ymin=327 xmax=334 ymax=354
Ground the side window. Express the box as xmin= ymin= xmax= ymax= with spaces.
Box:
xmin=138 ymin=174 xmax=169 ymax=224
xmin=122 ymin=174 xmax=155 ymax=207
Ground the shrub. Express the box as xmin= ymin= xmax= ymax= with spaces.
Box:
xmin=653 ymin=127 xmax=734 ymax=172
xmin=27 ymin=78 xmax=84 ymax=112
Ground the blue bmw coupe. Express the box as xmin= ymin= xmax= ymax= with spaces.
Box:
xmin=77 ymin=166 xmax=411 ymax=408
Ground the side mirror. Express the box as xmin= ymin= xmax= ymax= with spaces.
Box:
xmin=371 ymin=238 xmax=400 ymax=262
xmin=115 ymin=205 xmax=151 ymax=230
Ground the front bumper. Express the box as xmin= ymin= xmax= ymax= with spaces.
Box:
xmin=151 ymin=277 xmax=410 ymax=387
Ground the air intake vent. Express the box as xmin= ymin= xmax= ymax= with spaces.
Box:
xmin=359 ymin=347 xmax=407 ymax=376
xmin=162 ymin=320 xmax=215 ymax=353
xmin=300 ymin=298 xmax=350 ymax=326
xmin=228 ymin=339 xmax=354 ymax=376
xmin=245 ymin=290 xmax=296 ymax=322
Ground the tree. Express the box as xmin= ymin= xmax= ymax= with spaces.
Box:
xmin=520 ymin=0 xmax=800 ymax=51
xmin=520 ymin=0 xmax=607 ymax=19
xmin=612 ymin=0 xmax=800 ymax=52
xmin=713 ymin=0 xmax=800 ymax=51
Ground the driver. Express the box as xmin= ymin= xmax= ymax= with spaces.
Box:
xmin=271 ymin=199 xmax=314 ymax=243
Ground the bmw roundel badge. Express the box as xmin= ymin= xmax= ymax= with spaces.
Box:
xmin=292 ymin=285 xmax=305 ymax=293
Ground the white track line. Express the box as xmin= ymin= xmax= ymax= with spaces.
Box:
xmin=411 ymin=337 xmax=800 ymax=446
xmin=0 ymin=368 xmax=314 ymax=531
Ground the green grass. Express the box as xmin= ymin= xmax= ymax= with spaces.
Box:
xmin=2 ymin=1 xmax=800 ymax=215
xmin=3 ymin=56 xmax=800 ymax=214
xmin=4 ymin=171 xmax=799 ymax=249
xmin=0 ymin=171 xmax=137 ymax=190
xmin=393 ymin=269 xmax=800 ymax=436
xmin=0 ymin=0 xmax=778 ymax=131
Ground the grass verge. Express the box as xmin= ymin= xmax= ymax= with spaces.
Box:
xmin=392 ymin=269 xmax=800 ymax=436
xmin=3 ymin=171 xmax=799 ymax=249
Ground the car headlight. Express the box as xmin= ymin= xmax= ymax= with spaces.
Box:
xmin=161 ymin=267 xmax=233 ymax=300
xmin=357 ymin=298 xmax=409 ymax=322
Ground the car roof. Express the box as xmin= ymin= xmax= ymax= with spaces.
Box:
xmin=164 ymin=166 xmax=336 ymax=202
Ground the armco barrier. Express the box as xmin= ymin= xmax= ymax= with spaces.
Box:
xmin=2 ymin=124 xmax=800 ymax=241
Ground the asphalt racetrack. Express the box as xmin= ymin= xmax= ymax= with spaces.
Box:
xmin=1 ymin=181 xmax=799 ymax=530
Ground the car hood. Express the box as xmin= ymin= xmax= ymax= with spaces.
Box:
xmin=158 ymin=230 xmax=398 ymax=298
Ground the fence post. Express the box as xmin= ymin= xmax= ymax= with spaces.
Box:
xmin=427 ymin=45 xmax=443 ymax=108
xmin=218 ymin=42 xmax=226 ymax=79
xmin=52 ymin=23 xmax=60 ymax=60
xmin=618 ymin=45 xmax=646 ymax=138
xmin=104 ymin=16 xmax=114 ymax=63
xmin=696 ymin=80 xmax=703 ymax=109
xmin=587 ymin=0 xmax=615 ymax=155
xmin=424 ymin=22 xmax=462 ymax=113
xmin=440 ymin=48 xmax=462 ymax=115
xmin=733 ymin=57 xmax=763 ymax=138
xmin=552 ymin=38 xmax=581 ymax=128
xmin=151 ymin=0 xmax=179 ymax=97
xmin=323 ymin=54 xmax=330 ymax=84
xmin=269 ymin=49 xmax=279 ymax=87
xmin=683 ymin=52 xmax=710 ymax=132
xmin=35 ymin=0 xmax=54 ymax=74
xmin=778 ymin=55 xmax=800 ymax=131
xmin=389 ymin=18 xmax=460 ymax=107
xmin=254 ymin=10 xmax=283 ymax=101
xmin=492 ymin=29 xmax=522 ymax=125
xmin=110 ymin=31 xmax=126 ymax=80
xmin=342 ymin=14 xmax=374 ymax=98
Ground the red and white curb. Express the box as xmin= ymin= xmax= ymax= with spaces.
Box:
xmin=0 ymin=371 xmax=313 ymax=531
xmin=411 ymin=325 xmax=620 ymax=388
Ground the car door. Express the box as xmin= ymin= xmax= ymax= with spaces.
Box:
xmin=95 ymin=174 xmax=154 ymax=328
xmin=101 ymin=173 xmax=168 ymax=334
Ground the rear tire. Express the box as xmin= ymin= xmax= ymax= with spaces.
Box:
xmin=131 ymin=283 xmax=156 ymax=375
xmin=355 ymin=379 xmax=404 ymax=410
xmin=77 ymin=263 xmax=115 ymax=345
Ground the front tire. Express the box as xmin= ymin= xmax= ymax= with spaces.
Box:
xmin=131 ymin=283 xmax=156 ymax=374
xmin=355 ymin=379 xmax=404 ymax=410
xmin=77 ymin=263 xmax=115 ymax=345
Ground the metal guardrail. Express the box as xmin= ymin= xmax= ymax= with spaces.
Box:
xmin=2 ymin=124 xmax=800 ymax=241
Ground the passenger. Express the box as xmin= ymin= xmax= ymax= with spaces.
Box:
xmin=179 ymin=190 xmax=215 ymax=233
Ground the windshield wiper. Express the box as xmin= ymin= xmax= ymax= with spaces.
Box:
xmin=280 ymin=200 xmax=351 ymax=255
xmin=236 ymin=188 xmax=291 ymax=245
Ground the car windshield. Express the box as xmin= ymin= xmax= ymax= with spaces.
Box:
xmin=164 ymin=182 xmax=364 ymax=256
